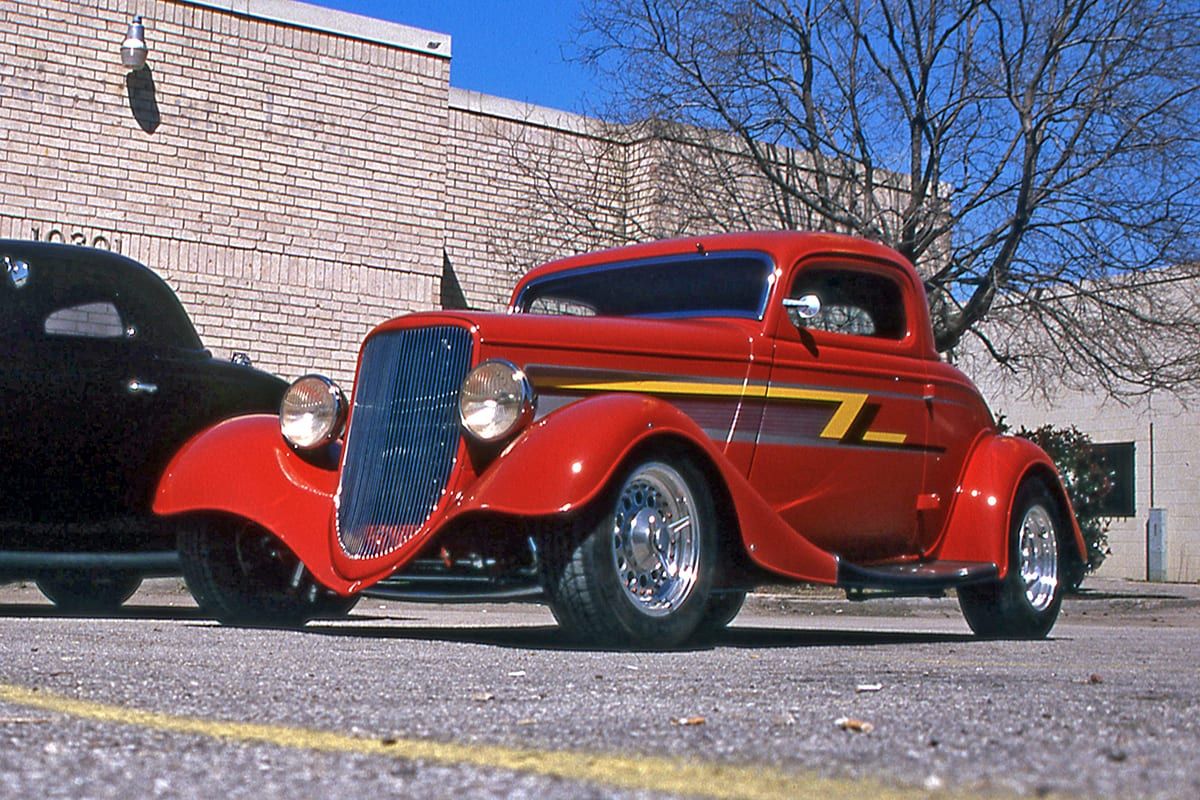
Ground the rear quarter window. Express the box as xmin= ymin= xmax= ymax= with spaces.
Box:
xmin=43 ymin=301 xmax=125 ymax=339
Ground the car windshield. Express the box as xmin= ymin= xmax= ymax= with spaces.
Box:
xmin=515 ymin=251 xmax=775 ymax=319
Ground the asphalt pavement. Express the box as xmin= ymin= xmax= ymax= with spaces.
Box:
xmin=1 ymin=575 xmax=1197 ymax=799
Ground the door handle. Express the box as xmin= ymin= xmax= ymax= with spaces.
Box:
xmin=126 ymin=379 xmax=158 ymax=395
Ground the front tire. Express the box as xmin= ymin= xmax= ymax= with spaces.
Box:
xmin=179 ymin=518 xmax=356 ymax=627
xmin=36 ymin=570 xmax=142 ymax=613
xmin=958 ymin=481 xmax=1067 ymax=639
xmin=542 ymin=452 xmax=717 ymax=648
xmin=691 ymin=589 xmax=747 ymax=640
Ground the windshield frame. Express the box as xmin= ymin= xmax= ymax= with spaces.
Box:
xmin=512 ymin=250 xmax=777 ymax=321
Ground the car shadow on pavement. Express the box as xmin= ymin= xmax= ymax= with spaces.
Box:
xmin=298 ymin=620 xmax=977 ymax=651
xmin=1068 ymin=588 xmax=1189 ymax=602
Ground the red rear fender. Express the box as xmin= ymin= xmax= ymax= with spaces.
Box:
xmin=933 ymin=434 xmax=1085 ymax=577
xmin=152 ymin=415 xmax=352 ymax=593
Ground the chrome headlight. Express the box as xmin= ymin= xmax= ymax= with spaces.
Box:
xmin=280 ymin=375 xmax=348 ymax=449
xmin=458 ymin=360 xmax=535 ymax=443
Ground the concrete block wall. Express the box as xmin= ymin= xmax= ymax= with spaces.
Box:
xmin=1 ymin=0 xmax=451 ymax=387
xmin=444 ymin=89 xmax=629 ymax=310
xmin=622 ymin=128 xmax=863 ymax=242
xmin=7 ymin=1 xmax=1191 ymax=582
xmin=442 ymin=93 xmax=830 ymax=310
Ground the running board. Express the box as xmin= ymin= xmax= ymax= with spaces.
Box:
xmin=361 ymin=583 xmax=544 ymax=604
xmin=0 ymin=550 xmax=180 ymax=575
xmin=837 ymin=560 xmax=998 ymax=599
xmin=362 ymin=558 xmax=544 ymax=604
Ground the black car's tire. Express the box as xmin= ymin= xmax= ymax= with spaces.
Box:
xmin=179 ymin=518 xmax=356 ymax=627
xmin=958 ymin=481 xmax=1067 ymax=639
xmin=542 ymin=452 xmax=718 ymax=648
xmin=36 ymin=570 xmax=142 ymax=613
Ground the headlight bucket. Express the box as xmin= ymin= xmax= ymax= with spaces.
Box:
xmin=458 ymin=359 xmax=536 ymax=443
xmin=279 ymin=374 xmax=348 ymax=450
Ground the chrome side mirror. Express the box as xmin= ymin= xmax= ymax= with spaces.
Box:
xmin=4 ymin=256 xmax=30 ymax=289
xmin=783 ymin=293 xmax=821 ymax=320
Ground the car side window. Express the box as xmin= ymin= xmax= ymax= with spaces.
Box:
xmin=786 ymin=268 xmax=907 ymax=340
xmin=43 ymin=302 xmax=125 ymax=339
xmin=526 ymin=296 xmax=597 ymax=316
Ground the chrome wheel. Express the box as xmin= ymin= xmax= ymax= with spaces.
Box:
xmin=958 ymin=481 xmax=1068 ymax=639
xmin=611 ymin=462 xmax=701 ymax=618
xmin=1019 ymin=503 xmax=1059 ymax=612
xmin=541 ymin=451 xmax=718 ymax=648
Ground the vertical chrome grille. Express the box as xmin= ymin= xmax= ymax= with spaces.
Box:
xmin=335 ymin=326 xmax=473 ymax=559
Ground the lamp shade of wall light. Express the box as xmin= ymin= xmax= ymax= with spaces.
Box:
xmin=120 ymin=15 xmax=148 ymax=69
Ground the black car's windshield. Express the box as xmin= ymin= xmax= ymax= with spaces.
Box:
xmin=515 ymin=251 xmax=775 ymax=319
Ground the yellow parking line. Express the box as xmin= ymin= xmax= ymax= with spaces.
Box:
xmin=0 ymin=682 xmax=952 ymax=800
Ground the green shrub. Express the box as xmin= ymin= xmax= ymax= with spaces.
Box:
xmin=1008 ymin=423 xmax=1114 ymax=591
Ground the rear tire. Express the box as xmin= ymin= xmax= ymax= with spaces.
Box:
xmin=958 ymin=481 xmax=1066 ymax=639
xmin=36 ymin=570 xmax=142 ymax=613
xmin=542 ymin=452 xmax=717 ymax=648
xmin=179 ymin=518 xmax=356 ymax=627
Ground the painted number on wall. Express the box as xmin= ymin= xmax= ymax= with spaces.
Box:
xmin=31 ymin=226 xmax=121 ymax=253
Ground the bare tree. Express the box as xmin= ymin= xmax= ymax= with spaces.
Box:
xmin=546 ymin=0 xmax=1200 ymax=396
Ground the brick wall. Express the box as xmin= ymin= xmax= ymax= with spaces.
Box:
xmin=444 ymin=90 xmax=630 ymax=310
xmin=441 ymin=93 xmax=841 ymax=311
xmin=1 ymin=0 xmax=894 ymax=342
xmin=9 ymin=0 xmax=1183 ymax=582
xmin=1 ymin=0 xmax=450 ymax=387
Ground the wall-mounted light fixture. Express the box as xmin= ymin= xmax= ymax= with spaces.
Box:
xmin=120 ymin=15 xmax=148 ymax=70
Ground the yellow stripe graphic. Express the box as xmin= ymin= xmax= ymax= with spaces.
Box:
xmin=762 ymin=386 xmax=866 ymax=439
xmin=862 ymin=431 xmax=909 ymax=445
xmin=540 ymin=378 xmax=905 ymax=444
xmin=0 ymin=682 xmax=957 ymax=800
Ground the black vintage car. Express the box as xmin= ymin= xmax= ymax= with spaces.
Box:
xmin=0 ymin=241 xmax=286 ymax=611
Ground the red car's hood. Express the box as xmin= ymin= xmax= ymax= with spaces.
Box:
xmin=371 ymin=310 xmax=762 ymax=364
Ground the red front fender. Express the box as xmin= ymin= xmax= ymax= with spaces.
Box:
xmin=152 ymin=415 xmax=354 ymax=594
xmin=932 ymin=434 xmax=1086 ymax=578
xmin=454 ymin=394 xmax=839 ymax=585
xmin=454 ymin=394 xmax=674 ymax=517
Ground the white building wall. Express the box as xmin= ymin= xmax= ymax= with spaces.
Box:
xmin=5 ymin=0 xmax=1194 ymax=582
xmin=968 ymin=363 xmax=1199 ymax=582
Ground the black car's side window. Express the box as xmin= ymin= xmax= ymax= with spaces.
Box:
xmin=786 ymin=268 xmax=907 ymax=340
xmin=43 ymin=301 xmax=125 ymax=339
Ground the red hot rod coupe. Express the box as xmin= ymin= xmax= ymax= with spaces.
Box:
xmin=154 ymin=232 xmax=1083 ymax=645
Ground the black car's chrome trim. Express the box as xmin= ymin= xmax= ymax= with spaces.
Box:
xmin=4 ymin=255 xmax=30 ymax=289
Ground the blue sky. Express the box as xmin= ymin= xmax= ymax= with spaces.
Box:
xmin=308 ymin=1 xmax=601 ymax=113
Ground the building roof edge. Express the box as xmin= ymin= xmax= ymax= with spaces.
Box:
xmin=448 ymin=88 xmax=599 ymax=135
xmin=181 ymin=0 xmax=451 ymax=58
